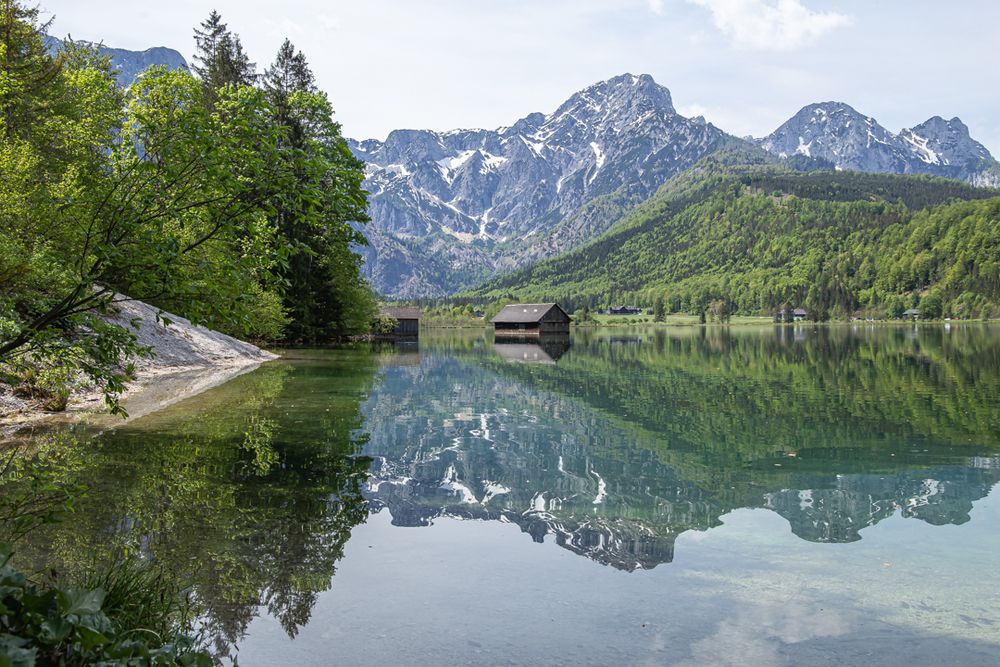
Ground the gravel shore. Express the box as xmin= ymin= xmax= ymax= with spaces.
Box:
xmin=1 ymin=297 xmax=278 ymax=439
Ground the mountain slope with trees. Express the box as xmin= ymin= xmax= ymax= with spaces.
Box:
xmin=466 ymin=149 xmax=1000 ymax=319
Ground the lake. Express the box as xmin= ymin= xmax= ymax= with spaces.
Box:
xmin=11 ymin=324 xmax=1000 ymax=665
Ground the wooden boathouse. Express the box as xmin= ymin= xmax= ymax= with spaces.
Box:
xmin=380 ymin=307 xmax=421 ymax=337
xmin=491 ymin=303 xmax=571 ymax=336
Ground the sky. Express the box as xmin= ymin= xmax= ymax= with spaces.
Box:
xmin=38 ymin=0 xmax=1000 ymax=154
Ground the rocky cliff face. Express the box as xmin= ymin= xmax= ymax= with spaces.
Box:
xmin=760 ymin=102 xmax=1000 ymax=187
xmin=98 ymin=44 xmax=189 ymax=86
xmin=351 ymin=74 xmax=729 ymax=297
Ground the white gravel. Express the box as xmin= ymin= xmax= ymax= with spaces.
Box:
xmin=1 ymin=296 xmax=278 ymax=437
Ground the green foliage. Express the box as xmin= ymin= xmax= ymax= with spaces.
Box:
xmin=259 ymin=39 xmax=375 ymax=341
xmin=919 ymin=290 xmax=944 ymax=320
xmin=0 ymin=442 xmax=210 ymax=665
xmin=0 ymin=545 xmax=211 ymax=666
xmin=1 ymin=3 xmax=376 ymax=410
xmin=653 ymin=297 xmax=665 ymax=322
xmin=228 ymin=283 xmax=290 ymax=343
xmin=371 ymin=315 xmax=398 ymax=335
xmin=192 ymin=10 xmax=256 ymax=105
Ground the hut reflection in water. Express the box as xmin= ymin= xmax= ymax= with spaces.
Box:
xmin=494 ymin=335 xmax=570 ymax=364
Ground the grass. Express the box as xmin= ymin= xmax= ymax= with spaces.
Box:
xmin=83 ymin=559 xmax=195 ymax=644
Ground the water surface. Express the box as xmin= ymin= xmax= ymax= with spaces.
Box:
xmin=12 ymin=325 xmax=1000 ymax=665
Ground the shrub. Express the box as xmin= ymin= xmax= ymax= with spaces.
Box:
xmin=0 ymin=545 xmax=212 ymax=666
xmin=370 ymin=316 xmax=397 ymax=335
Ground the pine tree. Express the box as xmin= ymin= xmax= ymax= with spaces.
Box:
xmin=264 ymin=39 xmax=314 ymax=99
xmin=262 ymin=39 xmax=314 ymax=148
xmin=261 ymin=39 xmax=372 ymax=341
xmin=0 ymin=0 xmax=63 ymax=141
xmin=192 ymin=11 xmax=256 ymax=104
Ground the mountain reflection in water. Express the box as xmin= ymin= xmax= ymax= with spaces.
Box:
xmin=360 ymin=327 xmax=1000 ymax=570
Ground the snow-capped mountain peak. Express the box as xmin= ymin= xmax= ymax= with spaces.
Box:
xmin=760 ymin=102 xmax=997 ymax=183
xmin=351 ymin=73 xmax=724 ymax=297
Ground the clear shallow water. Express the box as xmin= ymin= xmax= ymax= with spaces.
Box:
xmin=12 ymin=325 xmax=1000 ymax=665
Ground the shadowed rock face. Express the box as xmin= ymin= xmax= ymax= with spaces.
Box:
xmin=760 ymin=102 xmax=1000 ymax=187
xmin=44 ymin=35 xmax=189 ymax=87
xmin=349 ymin=74 xmax=728 ymax=297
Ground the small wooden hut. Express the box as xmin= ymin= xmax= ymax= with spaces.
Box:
xmin=380 ymin=307 xmax=421 ymax=337
xmin=491 ymin=303 xmax=571 ymax=336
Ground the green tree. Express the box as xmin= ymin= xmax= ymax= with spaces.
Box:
xmin=886 ymin=295 xmax=906 ymax=319
xmin=261 ymin=40 xmax=374 ymax=341
xmin=0 ymin=2 xmax=291 ymax=408
xmin=919 ymin=291 xmax=944 ymax=320
xmin=653 ymin=296 xmax=665 ymax=322
xmin=192 ymin=10 xmax=256 ymax=104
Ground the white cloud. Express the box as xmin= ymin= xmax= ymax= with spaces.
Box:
xmin=647 ymin=0 xmax=666 ymax=14
xmin=687 ymin=0 xmax=851 ymax=50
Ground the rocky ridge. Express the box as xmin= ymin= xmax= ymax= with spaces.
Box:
xmin=44 ymin=35 xmax=189 ymax=87
xmin=760 ymin=102 xmax=1000 ymax=187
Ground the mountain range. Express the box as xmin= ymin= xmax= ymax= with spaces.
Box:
xmin=760 ymin=102 xmax=999 ymax=187
xmin=349 ymin=74 xmax=734 ymax=297
xmin=351 ymin=74 xmax=1000 ymax=297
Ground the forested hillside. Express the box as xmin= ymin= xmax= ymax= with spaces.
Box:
xmin=467 ymin=152 xmax=1000 ymax=320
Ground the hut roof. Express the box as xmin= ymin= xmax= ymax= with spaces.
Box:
xmin=903 ymin=308 xmax=920 ymax=315
xmin=380 ymin=307 xmax=421 ymax=320
xmin=793 ymin=308 xmax=808 ymax=316
xmin=491 ymin=303 xmax=567 ymax=323
xmin=493 ymin=343 xmax=555 ymax=364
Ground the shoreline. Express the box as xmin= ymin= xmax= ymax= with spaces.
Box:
xmin=0 ymin=357 xmax=276 ymax=443
xmin=1 ymin=297 xmax=279 ymax=443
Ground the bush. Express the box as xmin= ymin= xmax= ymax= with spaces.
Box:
xmin=0 ymin=545 xmax=211 ymax=666
xmin=243 ymin=285 xmax=291 ymax=343
xmin=10 ymin=365 xmax=76 ymax=412
xmin=370 ymin=316 xmax=397 ymax=335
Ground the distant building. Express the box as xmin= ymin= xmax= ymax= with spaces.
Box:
xmin=492 ymin=303 xmax=571 ymax=336
xmin=776 ymin=307 xmax=808 ymax=323
xmin=608 ymin=306 xmax=642 ymax=315
xmin=903 ymin=308 xmax=921 ymax=320
xmin=379 ymin=307 xmax=421 ymax=336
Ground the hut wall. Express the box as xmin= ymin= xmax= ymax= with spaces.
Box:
xmin=393 ymin=318 xmax=419 ymax=335
xmin=539 ymin=320 xmax=570 ymax=335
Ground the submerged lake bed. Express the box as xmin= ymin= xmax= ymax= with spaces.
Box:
xmin=11 ymin=324 xmax=1000 ymax=665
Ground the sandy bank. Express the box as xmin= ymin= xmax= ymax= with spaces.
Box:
xmin=1 ymin=298 xmax=278 ymax=440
